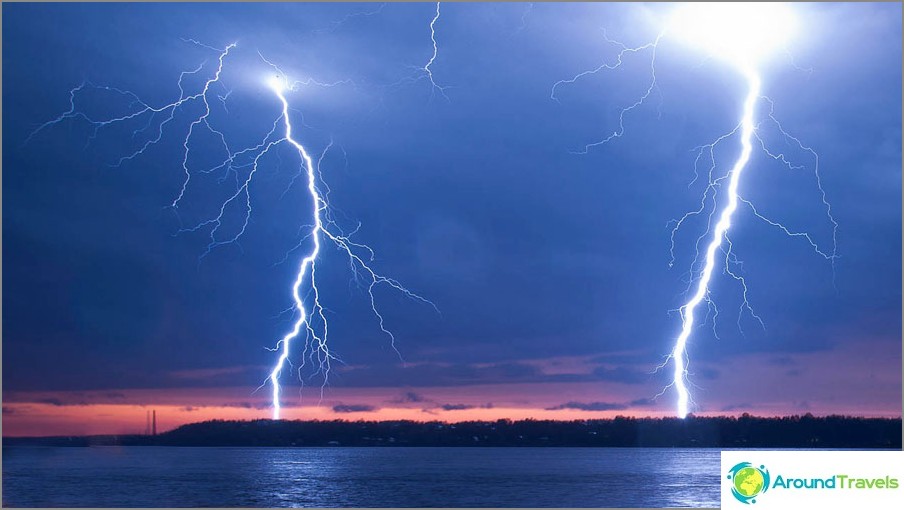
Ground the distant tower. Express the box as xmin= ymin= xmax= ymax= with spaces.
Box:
xmin=146 ymin=410 xmax=151 ymax=435
xmin=152 ymin=410 xmax=157 ymax=436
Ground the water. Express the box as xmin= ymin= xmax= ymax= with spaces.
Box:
xmin=2 ymin=447 xmax=720 ymax=507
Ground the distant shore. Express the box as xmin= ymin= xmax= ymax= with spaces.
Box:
xmin=4 ymin=415 xmax=901 ymax=448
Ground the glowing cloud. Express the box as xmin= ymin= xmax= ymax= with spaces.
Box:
xmin=668 ymin=2 xmax=797 ymax=68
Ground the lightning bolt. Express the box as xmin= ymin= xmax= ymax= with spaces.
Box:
xmin=424 ymin=2 xmax=443 ymax=91
xmin=314 ymin=2 xmax=387 ymax=35
xmin=667 ymin=68 xmax=760 ymax=418
xmin=29 ymin=40 xmax=436 ymax=421
xmin=550 ymin=30 xmax=662 ymax=154
xmin=553 ymin=6 xmax=838 ymax=418
xmin=387 ymin=2 xmax=449 ymax=101
xmin=264 ymin=74 xmax=437 ymax=419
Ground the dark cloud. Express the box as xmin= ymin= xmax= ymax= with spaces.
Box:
xmin=588 ymin=352 xmax=655 ymax=365
xmin=628 ymin=398 xmax=656 ymax=407
xmin=721 ymin=403 xmax=757 ymax=412
xmin=591 ymin=366 xmax=652 ymax=385
xmin=333 ymin=361 xmax=520 ymax=388
xmin=220 ymin=402 xmax=270 ymax=410
xmin=330 ymin=360 xmax=662 ymax=389
xmin=440 ymin=404 xmax=475 ymax=411
xmin=2 ymin=406 xmax=16 ymax=415
xmin=387 ymin=391 xmax=431 ymax=404
xmin=33 ymin=397 xmax=91 ymax=407
xmin=332 ymin=404 xmax=378 ymax=413
xmin=546 ymin=398 xmax=657 ymax=412
xmin=546 ymin=401 xmax=628 ymax=412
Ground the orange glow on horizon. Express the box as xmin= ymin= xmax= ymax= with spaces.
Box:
xmin=1 ymin=403 xmax=671 ymax=437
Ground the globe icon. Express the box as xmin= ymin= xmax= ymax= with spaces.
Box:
xmin=733 ymin=467 xmax=765 ymax=497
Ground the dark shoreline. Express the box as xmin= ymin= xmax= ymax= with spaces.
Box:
xmin=4 ymin=415 xmax=901 ymax=448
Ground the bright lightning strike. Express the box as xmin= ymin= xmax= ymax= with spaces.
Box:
xmin=263 ymin=71 xmax=437 ymax=419
xmin=667 ymin=68 xmax=761 ymax=418
xmin=29 ymin=40 xmax=436 ymax=421
xmin=554 ymin=3 xmax=838 ymax=418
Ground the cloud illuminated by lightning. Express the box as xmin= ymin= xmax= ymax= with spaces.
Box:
xmin=553 ymin=3 xmax=838 ymax=418
xmin=29 ymin=40 xmax=436 ymax=420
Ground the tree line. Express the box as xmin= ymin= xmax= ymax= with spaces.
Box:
xmin=6 ymin=414 xmax=901 ymax=448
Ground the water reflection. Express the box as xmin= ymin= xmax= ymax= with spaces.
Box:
xmin=3 ymin=447 xmax=721 ymax=507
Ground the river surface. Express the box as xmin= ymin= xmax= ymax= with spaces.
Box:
xmin=2 ymin=446 xmax=720 ymax=507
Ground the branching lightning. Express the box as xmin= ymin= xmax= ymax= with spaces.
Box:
xmin=553 ymin=3 xmax=838 ymax=418
xmin=29 ymin=3 xmax=842 ymax=422
xmin=424 ymin=2 xmax=445 ymax=94
xmin=263 ymin=71 xmax=437 ymax=419
xmin=665 ymin=69 xmax=760 ymax=418
xmin=550 ymin=30 xmax=662 ymax=154
xmin=314 ymin=3 xmax=387 ymax=35
xmin=389 ymin=2 xmax=449 ymax=101
xmin=30 ymin=40 xmax=436 ymax=420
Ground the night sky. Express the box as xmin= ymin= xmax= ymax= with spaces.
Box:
xmin=3 ymin=2 xmax=901 ymax=436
